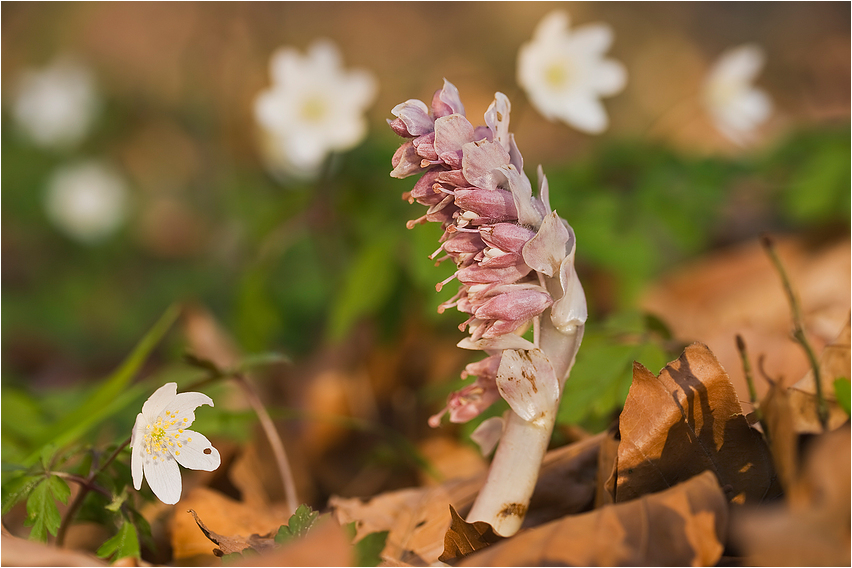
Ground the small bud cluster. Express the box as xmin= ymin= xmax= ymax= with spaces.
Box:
xmin=389 ymin=80 xmax=586 ymax=426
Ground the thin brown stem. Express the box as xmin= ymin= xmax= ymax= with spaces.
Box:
xmin=761 ymin=235 xmax=828 ymax=430
xmin=233 ymin=373 xmax=299 ymax=514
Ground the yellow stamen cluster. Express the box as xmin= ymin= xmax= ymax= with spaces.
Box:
xmin=143 ymin=409 xmax=190 ymax=460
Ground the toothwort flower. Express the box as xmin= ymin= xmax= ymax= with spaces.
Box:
xmin=44 ymin=160 xmax=129 ymax=244
xmin=131 ymin=383 xmax=221 ymax=505
xmin=390 ymin=81 xmax=587 ymax=536
xmin=389 ymin=80 xmax=587 ymax=428
xmin=517 ymin=11 xmax=626 ymax=134
xmin=254 ymin=39 xmax=378 ymax=180
xmin=12 ymin=56 xmax=99 ymax=149
xmin=703 ymin=43 xmax=772 ymax=145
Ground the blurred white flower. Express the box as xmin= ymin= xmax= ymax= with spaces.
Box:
xmin=12 ymin=56 xmax=100 ymax=149
xmin=517 ymin=10 xmax=627 ymax=134
xmin=703 ymin=44 xmax=772 ymax=145
xmin=44 ymin=161 xmax=129 ymax=244
xmin=131 ymin=383 xmax=221 ymax=505
xmin=254 ymin=39 xmax=378 ymax=180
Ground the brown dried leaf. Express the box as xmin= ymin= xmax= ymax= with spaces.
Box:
xmin=330 ymin=433 xmax=603 ymax=565
xmin=459 ymin=470 xmax=727 ymax=567
xmin=188 ymin=509 xmax=276 ymax=556
xmin=788 ymin=316 xmax=851 ymax=433
xmin=617 ymin=343 xmax=779 ymax=504
xmin=170 ymin=487 xmax=289 ymax=559
xmin=438 ymin=505 xmax=502 ymax=563
xmin=732 ymin=425 xmax=851 ymax=566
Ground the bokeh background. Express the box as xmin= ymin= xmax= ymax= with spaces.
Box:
xmin=3 ymin=1 xmax=850 ymax=512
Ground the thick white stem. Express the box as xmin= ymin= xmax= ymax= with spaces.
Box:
xmin=465 ymin=399 xmax=557 ymax=536
xmin=465 ymin=308 xmax=583 ymax=536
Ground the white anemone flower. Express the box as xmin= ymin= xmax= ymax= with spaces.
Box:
xmin=130 ymin=383 xmax=221 ymax=505
xmin=44 ymin=161 xmax=129 ymax=244
xmin=703 ymin=43 xmax=773 ymax=145
xmin=254 ymin=39 xmax=378 ymax=180
xmin=12 ymin=56 xmax=99 ymax=149
xmin=517 ymin=10 xmax=627 ymax=134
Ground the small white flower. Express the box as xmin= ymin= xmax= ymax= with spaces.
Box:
xmin=44 ymin=161 xmax=129 ymax=244
xmin=703 ymin=43 xmax=773 ymax=145
xmin=254 ymin=39 xmax=378 ymax=180
xmin=517 ymin=10 xmax=627 ymax=134
xmin=130 ymin=383 xmax=221 ymax=505
xmin=12 ymin=56 xmax=99 ymax=149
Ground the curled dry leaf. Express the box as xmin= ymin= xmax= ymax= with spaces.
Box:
xmin=438 ymin=505 xmax=502 ymax=563
xmin=616 ymin=343 xmax=779 ymax=504
xmin=731 ymin=425 xmax=851 ymax=566
xmin=169 ymin=487 xmax=290 ymax=559
xmin=188 ymin=509 xmax=276 ymax=556
xmin=459 ymin=470 xmax=728 ymax=567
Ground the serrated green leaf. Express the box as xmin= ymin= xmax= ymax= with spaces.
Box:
xmin=47 ymin=475 xmax=70 ymax=505
xmin=275 ymin=504 xmax=319 ymax=544
xmin=24 ymin=478 xmax=63 ymax=541
xmin=353 ymin=530 xmax=389 ymax=567
xmin=834 ymin=378 xmax=851 ymax=416
xmin=96 ymin=520 xmax=140 ymax=561
xmin=1 ymin=473 xmax=40 ymax=515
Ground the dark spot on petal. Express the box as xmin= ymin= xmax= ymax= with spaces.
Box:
xmin=203 ymin=448 xmax=212 ymax=455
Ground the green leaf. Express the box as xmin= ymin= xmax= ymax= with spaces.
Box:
xmin=274 ymin=504 xmax=320 ymax=544
xmin=834 ymin=378 xmax=851 ymax=416
xmin=1 ymin=473 xmax=40 ymax=515
xmin=96 ymin=520 xmax=140 ymax=561
xmin=353 ymin=530 xmax=389 ymax=567
xmin=24 ymin=304 xmax=181 ymax=465
xmin=24 ymin=475 xmax=69 ymax=541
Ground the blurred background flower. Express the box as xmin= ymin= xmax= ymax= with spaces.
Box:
xmin=254 ymin=38 xmax=378 ymax=181
xmin=517 ymin=10 xmax=627 ymax=134
xmin=44 ymin=160 xmax=130 ymax=244
xmin=11 ymin=55 xmax=100 ymax=149
xmin=703 ymin=43 xmax=773 ymax=145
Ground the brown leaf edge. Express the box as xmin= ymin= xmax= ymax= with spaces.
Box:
xmin=188 ymin=509 xmax=276 ymax=557
xmin=438 ymin=505 xmax=503 ymax=563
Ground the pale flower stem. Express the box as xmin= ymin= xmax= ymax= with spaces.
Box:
xmin=233 ymin=373 xmax=300 ymax=514
xmin=466 ymin=314 xmax=583 ymax=536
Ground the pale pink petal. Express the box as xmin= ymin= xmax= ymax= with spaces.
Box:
xmin=522 ymin=211 xmax=570 ymax=277
xmin=471 ymin=416 xmax=505 ymax=456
